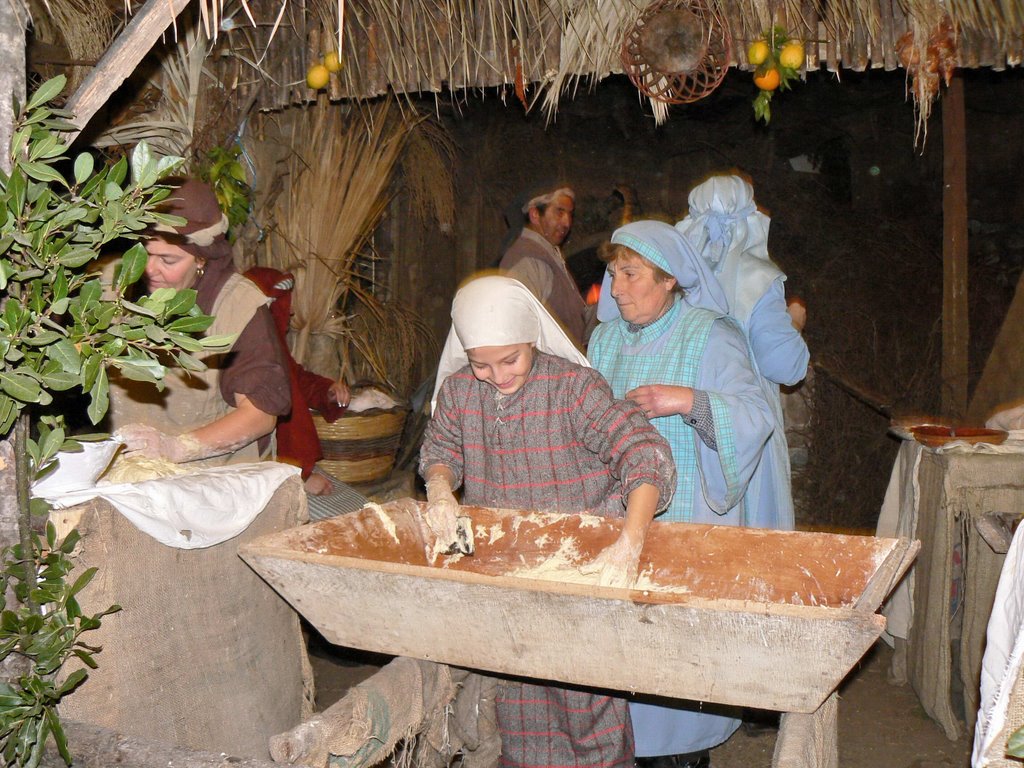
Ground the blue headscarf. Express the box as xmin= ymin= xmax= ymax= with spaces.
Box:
xmin=596 ymin=220 xmax=729 ymax=322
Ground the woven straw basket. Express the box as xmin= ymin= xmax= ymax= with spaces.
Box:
xmin=313 ymin=407 xmax=409 ymax=484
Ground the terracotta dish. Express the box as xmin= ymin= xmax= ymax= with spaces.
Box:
xmin=910 ymin=425 xmax=1008 ymax=448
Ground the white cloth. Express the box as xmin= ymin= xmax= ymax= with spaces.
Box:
xmin=974 ymin=522 xmax=1024 ymax=765
xmin=987 ymin=404 xmax=1024 ymax=431
xmin=36 ymin=462 xmax=300 ymax=549
xmin=876 ymin=437 xmax=925 ymax=643
xmin=431 ymin=276 xmax=588 ymax=412
xmin=348 ymin=387 xmax=401 ymax=412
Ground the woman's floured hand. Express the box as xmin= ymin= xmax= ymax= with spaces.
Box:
xmin=579 ymin=531 xmax=644 ymax=589
xmin=114 ymin=423 xmax=203 ymax=463
xmin=625 ymin=384 xmax=694 ymax=419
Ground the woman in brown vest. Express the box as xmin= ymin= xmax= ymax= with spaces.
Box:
xmin=111 ymin=179 xmax=291 ymax=465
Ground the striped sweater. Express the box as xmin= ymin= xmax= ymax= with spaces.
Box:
xmin=420 ymin=351 xmax=675 ymax=516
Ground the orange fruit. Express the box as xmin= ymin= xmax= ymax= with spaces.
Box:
xmin=306 ymin=63 xmax=330 ymax=89
xmin=753 ymin=67 xmax=781 ymax=91
xmin=324 ymin=51 xmax=343 ymax=73
xmin=779 ymin=41 xmax=804 ymax=70
xmin=747 ymin=40 xmax=770 ymax=66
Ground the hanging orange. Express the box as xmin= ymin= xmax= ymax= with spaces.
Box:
xmin=754 ymin=68 xmax=781 ymax=91
xmin=324 ymin=51 xmax=343 ymax=73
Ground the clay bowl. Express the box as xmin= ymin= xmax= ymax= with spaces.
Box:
xmin=910 ymin=425 xmax=1008 ymax=448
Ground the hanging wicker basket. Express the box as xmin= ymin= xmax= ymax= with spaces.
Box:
xmin=313 ymin=406 xmax=409 ymax=484
xmin=620 ymin=0 xmax=732 ymax=105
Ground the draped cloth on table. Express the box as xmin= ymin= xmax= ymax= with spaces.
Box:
xmin=877 ymin=433 xmax=1024 ymax=743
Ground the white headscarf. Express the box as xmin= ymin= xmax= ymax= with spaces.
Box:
xmin=431 ymin=276 xmax=589 ymax=413
xmin=674 ymin=174 xmax=782 ymax=324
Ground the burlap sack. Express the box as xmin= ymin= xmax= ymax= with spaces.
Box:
xmin=54 ymin=475 xmax=311 ymax=758
xmin=271 ymin=658 xmax=500 ymax=768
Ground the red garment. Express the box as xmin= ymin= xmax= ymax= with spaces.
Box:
xmin=245 ymin=267 xmax=346 ymax=478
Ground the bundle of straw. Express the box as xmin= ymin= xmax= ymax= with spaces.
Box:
xmin=400 ymin=118 xmax=457 ymax=231
xmin=262 ymin=98 xmax=414 ymax=369
xmin=43 ymin=0 xmax=117 ymax=93
xmin=347 ymin=298 xmax=438 ymax=398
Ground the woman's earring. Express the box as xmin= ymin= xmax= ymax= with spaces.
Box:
xmin=195 ymin=261 xmax=206 ymax=280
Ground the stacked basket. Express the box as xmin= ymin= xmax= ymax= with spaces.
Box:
xmin=313 ymin=406 xmax=409 ymax=484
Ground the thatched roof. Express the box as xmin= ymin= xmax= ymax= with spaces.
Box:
xmin=209 ymin=0 xmax=1024 ymax=113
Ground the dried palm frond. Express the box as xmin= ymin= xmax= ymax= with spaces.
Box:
xmin=399 ymin=117 xmax=457 ymax=230
xmin=179 ymin=0 xmax=1024 ymax=119
xmin=937 ymin=0 xmax=1023 ymax=38
xmin=302 ymin=0 xmax=523 ymax=104
xmin=89 ymin=13 xmax=213 ymax=161
xmin=262 ymin=98 xmax=416 ymax=369
xmin=539 ymin=0 xmax=645 ymax=121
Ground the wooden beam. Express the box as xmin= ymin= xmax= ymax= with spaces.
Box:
xmin=63 ymin=0 xmax=191 ymax=144
xmin=941 ymin=74 xmax=969 ymax=418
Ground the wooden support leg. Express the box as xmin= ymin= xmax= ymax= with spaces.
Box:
xmin=772 ymin=692 xmax=839 ymax=768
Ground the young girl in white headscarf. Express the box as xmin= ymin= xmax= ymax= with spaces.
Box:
xmin=419 ymin=274 xmax=676 ymax=768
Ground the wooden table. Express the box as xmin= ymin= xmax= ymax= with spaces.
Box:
xmin=877 ymin=438 xmax=1024 ymax=740
xmin=242 ymin=500 xmax=916 ymax=768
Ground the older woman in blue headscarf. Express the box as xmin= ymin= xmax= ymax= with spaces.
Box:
xmin=587 ymin=220 xmax=774 ymax=768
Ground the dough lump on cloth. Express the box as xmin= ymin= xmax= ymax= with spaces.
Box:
xmin=100 ymin=453 xmax=189 ymax=484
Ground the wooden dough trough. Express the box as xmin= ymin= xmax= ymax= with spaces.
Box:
xmin=240 ymin=499 xmax=917 ymax=714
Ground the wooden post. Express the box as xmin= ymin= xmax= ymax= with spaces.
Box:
xmin=63 ymin=0 xmax=191 ymax=144
xmin=941 ymin=74 xmax=969 ymax=418
xmin=773 ymin=692 xmax=839 ymax=768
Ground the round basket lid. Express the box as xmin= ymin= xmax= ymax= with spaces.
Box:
xmin=637 ymin=8 xmax=708 ymax=75
xmin=621 ymin=0 xmax=732 ymax=105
